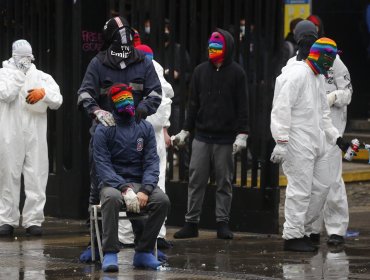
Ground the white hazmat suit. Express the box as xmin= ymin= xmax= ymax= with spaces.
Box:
xmin=271 ymin=60 xmax=339 ymax=240
xmin=118 ymin=59 xmax=174 ymax=244
xmin=0 ymin=42 xmax=62 ymax=229
xmin=310 ymin=55 xmax=353 ymax=237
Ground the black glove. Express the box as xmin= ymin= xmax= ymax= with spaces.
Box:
xmin=135 ymin=105 xmax=148 ymax=123
xmin=336 ymin=137 xmax=350 ymax=152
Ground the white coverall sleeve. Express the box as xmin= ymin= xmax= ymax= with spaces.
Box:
xmin=40 ymin=73 xmax=63 ymax=110
xmin=270 ymin=76 xmax=299 ymax=143
xmin=147 ymin=60 xmax=173 ymax=130
xmin=331 ymin=55 xmax=353 ymax=107
xmin=0 ymin=69 xmax=23 ymax=103
xmin=320 ymin=79 xmax=340 ymax=144
xmin=146 ymin=93 xmax=172 ymax=131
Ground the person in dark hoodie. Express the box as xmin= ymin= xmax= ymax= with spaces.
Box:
xmin=93 ymin=83 xmax=170 ymax=272
xmin=172 ymin=28 xmax=249 ymax=240
xmin=77 ymin=16 xmax=162 ymax=262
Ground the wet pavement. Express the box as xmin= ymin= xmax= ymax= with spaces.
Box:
xmin=1 ymin=182 xmax=370 ymax=279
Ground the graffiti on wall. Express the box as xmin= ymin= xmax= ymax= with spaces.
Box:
xmin=81 ymin=30 xmax=103 ymax=52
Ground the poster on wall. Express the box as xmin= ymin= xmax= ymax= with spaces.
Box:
xmin=284 ymin=0 xmax=311 ymax=37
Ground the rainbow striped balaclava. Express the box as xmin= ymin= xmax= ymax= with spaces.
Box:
xmin=306 ymin=37 xmax=337 ymax=78
xmin=208 ymin=31 xmax=226 ymax=64
xmin=109 ymin=83 xmax=135 ymax=116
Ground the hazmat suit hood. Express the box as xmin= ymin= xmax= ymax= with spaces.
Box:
xmin=11 ymin=39 xmax=35 ymax=74
xmin=209 ymin=28 xmax=235 ymax=67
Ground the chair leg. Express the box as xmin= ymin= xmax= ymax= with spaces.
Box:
xmin=94 ymin=206 xmax=104 ymax=261
xmin=154 ymin=239 xmax=158 ymax=259
xmin=90 ymin=206 xmax=96 ymax=262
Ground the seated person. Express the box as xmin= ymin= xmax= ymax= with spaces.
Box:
xmin=93 ymin=83 xmax=170 ymax=272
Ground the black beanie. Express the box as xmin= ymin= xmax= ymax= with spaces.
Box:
xmin=294 ymin=20 xmax=318 ymax=44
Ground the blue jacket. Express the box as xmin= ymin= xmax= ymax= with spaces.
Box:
xmin=93 ymin=115 xmax=159 ymax=194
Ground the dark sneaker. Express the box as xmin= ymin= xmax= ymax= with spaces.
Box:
xmin=284 ymin=237 xmax=318 ymax=252
xmin=309 ymin=233 xmax=320 ymax=245
xmin=26 ymin=225 xmax=43 ymax=236
xmin=174 ymin=222 xmax=198 ymax=239
xmin=157 ymin=238 xmax=173 ymax=249
xmin=216 ymin=222 xmax=234 ymax=239
xmin=327 ymin=234 xmax=344 ymax=246
xmin=0 ymin=224 xmax=14 ymax=237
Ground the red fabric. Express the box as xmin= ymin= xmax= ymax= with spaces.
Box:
xmin=135 ymin=44 xmax=153 ymax=56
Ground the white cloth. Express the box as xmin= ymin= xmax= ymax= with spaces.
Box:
xmin=270 ymin=143 xmax=288 ymax=164
xmin=122 ymin=188 xmax=140 ymax=213
xmin=0 ymin=60 xmax=62 ymax=228
xmin=271 ymin=60 xmax=339 ymax=239
xmin=171 ymin=130 xmax=190 ymax=147
xmin=311 ymin=55 xmax=352 ymax=236
xmin=119 ymin=59 xmax=174 ymax=243
xmin=232 ymin=133 xmax=248 ymax=155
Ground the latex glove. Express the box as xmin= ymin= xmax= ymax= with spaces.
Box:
xmin=122 ymin=188 xmax=140 ymax=213
xmin=135 ymin=105 xmax=148 ymax=123
xmin=270 ymin=143 xmax=288 ymax=164
xmin=94 ymin=109 xmax=115 ymax=126
xmin=26 ymin=88 xmax=45 ymax=104
xmin=337 ymin=137 xmax=360 ymax=161
xmin=232 ymin=133 xmax=248 ymax=155
xmin=336 ymin=137 xmax=350 ymax=153
xmin=171 ymin=130 xmax=190 ymax=147
xmin=327 ymin=91 xmax=337 ymax=107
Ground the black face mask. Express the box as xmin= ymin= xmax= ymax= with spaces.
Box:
xmin=99 ymin=26 xmax=144 ymax=70
xmin=164 ymin=32 xmax=170 ymax=43
xmin=296 ymin=36 xmax=317 ymax=61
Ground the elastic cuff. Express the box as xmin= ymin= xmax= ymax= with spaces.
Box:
xmin=139 ymin=185 xmax=154 ymax=195
xmin=119 ymin=184 xmax=132 ymax=193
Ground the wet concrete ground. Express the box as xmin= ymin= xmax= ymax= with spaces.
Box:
xmin=1 ymin=182 xmax=370 ymax=279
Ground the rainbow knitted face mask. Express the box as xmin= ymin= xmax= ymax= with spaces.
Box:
xmin=306 ymin=37 xmax=337 ymax=78
xmin=109 ymin=84 xmax=135 ymax=116
xmin=208 ymin=32 xmax=225 ymax=64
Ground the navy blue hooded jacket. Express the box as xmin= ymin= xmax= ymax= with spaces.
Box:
xmin=77 ymin=54 xmax=162 ymax=119
xmin=93 ymin=114 xmax=159 ymax=195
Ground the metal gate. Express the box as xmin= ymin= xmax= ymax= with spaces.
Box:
xmin=0 ymin=0 xmax=282 ymax=233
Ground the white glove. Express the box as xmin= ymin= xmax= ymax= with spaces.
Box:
xmin=327 ymin=91 xmax=337 ymax=107
xmin=232 ymin=133 xmax=248 ymax=155
xmin=270 ymin=143 xmax=288 ymax=164
xmin=170 ymin=130 xmax=190 ymax=147
xmin=94 ymin=109 xmax=115 ymax=126
xmin=122 ymin=188 xmax=140 ymax=213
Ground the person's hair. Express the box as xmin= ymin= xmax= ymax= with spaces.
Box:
xmin=290 ymin=18 xmax=303 ymax=32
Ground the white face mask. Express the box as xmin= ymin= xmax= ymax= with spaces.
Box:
xmin=144 ymin=26 xmax=150 ymax=34
xmin=14 ymin=56 xmax=33 ymax=73
xmin=240 ymin=25 xmax=245 ymax=36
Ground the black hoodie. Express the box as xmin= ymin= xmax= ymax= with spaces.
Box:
xmin=183 ymin=28 xmax=249 ymax=144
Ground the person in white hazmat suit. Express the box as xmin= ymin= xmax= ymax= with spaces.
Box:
xmin=118 ymin=44 xmax=174 ymax=249
xmin=270 ymin=37 xmax=354 ymax=252
xmin=288 ymin=20 xmax=353 ymax=246
xmin=0 ymin=40 xmax=62 ymax=237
